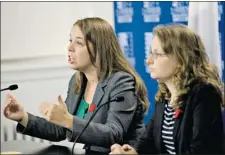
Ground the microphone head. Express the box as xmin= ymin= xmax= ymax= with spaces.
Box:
xmin=115 ymin=96 xmax=124 ymax=102
xmin=9 ymin=84 xmax=18 ymax=91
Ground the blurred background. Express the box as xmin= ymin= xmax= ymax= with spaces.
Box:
xmin=1 ymin=1 xmax=224 ymax=146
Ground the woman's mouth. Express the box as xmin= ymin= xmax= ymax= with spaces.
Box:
xmin=68 ymin=56 xmax=73 ymax=63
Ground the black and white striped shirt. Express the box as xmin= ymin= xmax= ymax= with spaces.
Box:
xmin=162 ymin=102 xmax=176 ymax=154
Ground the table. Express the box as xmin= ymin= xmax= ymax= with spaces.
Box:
xmin=1 ymin=140 xmax=85 ymax=154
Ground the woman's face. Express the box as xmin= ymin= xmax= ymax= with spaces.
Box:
xmin=146 ymin=36 xmax=178 ymax=83
xmin=67 ymin=25 xmax=95 ymax=72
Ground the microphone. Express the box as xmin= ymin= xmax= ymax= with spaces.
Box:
xmin=71 ymin=96 xmax=125 ymax=155
xmin=1 ymin=84 xmax=18 ymax=92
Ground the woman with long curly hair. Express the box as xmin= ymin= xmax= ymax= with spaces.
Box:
xmin=110 ymin=24 xmax=224 ymax=154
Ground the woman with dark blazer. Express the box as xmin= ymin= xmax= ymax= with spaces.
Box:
xmin=2 ymin=17 xmax=149 ymax=154
xmin=110 ymin=24 xmax=224 ymax=154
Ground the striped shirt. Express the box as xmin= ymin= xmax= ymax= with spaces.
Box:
xmin=162 ymin=102 xmax=176 ymax=154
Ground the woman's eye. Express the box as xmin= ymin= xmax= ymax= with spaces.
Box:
xmin=76 ymin=41 xmax=83 ymax=45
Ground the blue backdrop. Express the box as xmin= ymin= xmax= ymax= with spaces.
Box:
xmin=114 ymin=2 xmax=225 ymax=124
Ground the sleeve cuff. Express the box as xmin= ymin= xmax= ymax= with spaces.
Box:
xmin=66 ymin=116 xmax=82 ymax=142
xmin=16 ymin=113 xmax=33 ymax=134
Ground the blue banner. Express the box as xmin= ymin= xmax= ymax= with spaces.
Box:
xmin=114 ymin=2 xmax=225 ymax=124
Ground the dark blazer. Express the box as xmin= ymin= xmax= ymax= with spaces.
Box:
xmin=16 ymin=71 xmax=145 ymax=153
xmin=134 ymin=80 xmax=224 ymax=154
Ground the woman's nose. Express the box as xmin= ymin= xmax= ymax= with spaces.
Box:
xmin=67 ymin=42 xmax=74 ymax=52
xmin=146 ymin=56 xmax=153 ymax=65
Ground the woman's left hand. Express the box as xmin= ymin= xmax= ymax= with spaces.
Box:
xmin=39 ymin=95 xmax=73 ymax=129
xmin=110 ymin=144 xmax=138 ymax=154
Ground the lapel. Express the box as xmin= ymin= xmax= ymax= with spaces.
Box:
xmin=71 ymin=75 xmax=87 ymax=115
xmin=173 ymin=111 xmax=183 ymax=141
xmin=71 ymin=93 xmax=82 ymax=115
xmin=84 ymin=76 xmax=109 ymax=120
xmin=173 ymin=98 xmax=187 ymax=141
xmin=157 ymin=100 xmax=166 ymax=151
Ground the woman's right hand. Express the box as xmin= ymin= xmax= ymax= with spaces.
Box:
xmin=2 ymin=93 xmax=25 ymax=122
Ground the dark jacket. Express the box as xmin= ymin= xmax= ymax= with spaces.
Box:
xmin=134 ymin=80 xmax=224 ymax=154
xmin=16 ymin=71 xmax=146 ymax=153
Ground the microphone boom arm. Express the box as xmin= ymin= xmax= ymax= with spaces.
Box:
xmin=71 ymin=96 xmax=124 ymax=154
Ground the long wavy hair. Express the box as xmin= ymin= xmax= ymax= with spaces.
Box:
xmin=72 ymin=17 xmax=149 ymax=113
xmin=153 ymin=24 xmax=224 ymax=109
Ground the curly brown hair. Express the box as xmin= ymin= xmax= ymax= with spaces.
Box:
xmin=153 ymin=24 xmax=224 ymax=109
